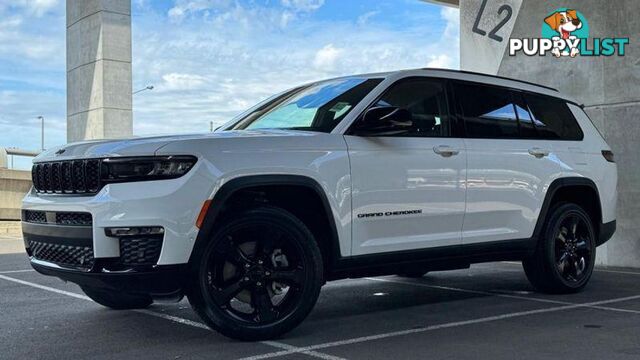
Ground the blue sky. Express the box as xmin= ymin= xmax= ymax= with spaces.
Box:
xmin=0 ymin=0 xmax=459 ymax=169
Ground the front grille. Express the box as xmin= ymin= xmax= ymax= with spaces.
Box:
xmin=32 ymin=159 xmax=102 ymax=194
xmin=120 ymin=237 xmax=163 ymax=266
xmin=28 ymin=240 xmax=94 ymax=270
xmin=23 ymin=210 xmax=92 ymax=226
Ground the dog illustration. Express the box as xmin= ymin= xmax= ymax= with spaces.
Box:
xmin=544 ymin=10 xmax=583 ymax=57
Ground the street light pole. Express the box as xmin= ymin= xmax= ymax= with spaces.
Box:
xmin=133 ymin=85 xmax=154 ymax=95
xmin=37 ymin=116 xmax=44 ymax=151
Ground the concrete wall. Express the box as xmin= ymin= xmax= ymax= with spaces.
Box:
xmin=0 ymin=169 xmax=31 ymax=221
xmin=67 ymin=0 xmax=133 ymax=142
xmin=460 ymin=0 xmax=640 ymax=267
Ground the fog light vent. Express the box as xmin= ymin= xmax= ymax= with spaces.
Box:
xmin=119 ymin=237 xmax=163 ymax=266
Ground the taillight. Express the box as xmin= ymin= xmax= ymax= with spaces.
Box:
xmin=602 ymin=150 xmax=615 ymax=163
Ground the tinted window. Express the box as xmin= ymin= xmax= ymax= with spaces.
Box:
xmin=525 ymin=94 xmax=583 ymax=140
xmin=454 ymin=82 xmax=519 ymax=138
xmin=360 ymin=78 xmax=449 ymax=137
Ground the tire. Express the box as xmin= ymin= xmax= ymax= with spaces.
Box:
xmin=396 ymin=271 xmax=429 ymax=278
xmin=82 ymin=287 xmax=153 ymax=310
xmin=186 ymin=206 xmax=323 ymax=341
xmin=523 ymin=203 xmax=596 ymax=294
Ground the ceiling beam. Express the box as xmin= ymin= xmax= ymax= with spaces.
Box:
xmin=421 ymin=0 xmax=459 ymax=8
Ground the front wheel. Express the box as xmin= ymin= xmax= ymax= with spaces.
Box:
xmin=187 ymin=206 xmax=323 ymax=341
xmin=523 ymin=203 xmax=596 ymax=294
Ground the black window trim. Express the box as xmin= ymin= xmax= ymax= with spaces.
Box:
xmin=346 ymin=76 xmax=458 ymax=138
xmin=511 ymin=90 xmax=541 ymax=140
xmin=449 ymin=79 xmax=584 ymax=141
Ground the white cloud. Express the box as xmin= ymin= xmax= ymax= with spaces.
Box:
xmin=441 ymin=7 xmax=460 ymax=44
xmin=426 ymin=54 xmax=453 ymax=68
xmin=280 ymin=0 xmax=325 ymax=12
xmin=168 ymin=0 xmax=233 ymax=22
xmin=161 ymin=73 xmax=207 ymax=91
xmin=313 ymin=44 xmax=342 ymax=71
xmin=0 ymin=0 xmax=60 ymax=17
xmin=29 ymin=0 xmax=59 ymax=17
xmin=280 ymin=11 xmax=295 ymax=29
xmin=167 ymin=7 xmax=185 ymax=22
xmin=357 ymin=11 xmax=379 ymax=26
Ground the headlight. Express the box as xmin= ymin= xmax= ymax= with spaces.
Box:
xmin=102 ymin=156 xmax=197 ymax=183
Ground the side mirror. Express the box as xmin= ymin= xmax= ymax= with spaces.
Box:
xmin=363 ymin=106 xmax=412 ymax=125
xmin=353 ymin=106 xmax=413 ymax=135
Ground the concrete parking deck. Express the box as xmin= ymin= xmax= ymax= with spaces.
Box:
xmin=1 ymin=250 xmax=639 ymax=359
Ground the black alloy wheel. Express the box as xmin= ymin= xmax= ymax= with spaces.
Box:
xmin=523 ymin=203 xmax=596 ymax=294
xmin=554 ymin=213 xmax=592 ymax=283
xmin=187 ymin=206 xmax=323 ymax=341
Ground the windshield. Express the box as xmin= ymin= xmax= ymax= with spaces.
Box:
xmin=230 ymin=77 xmax=382 ymax=133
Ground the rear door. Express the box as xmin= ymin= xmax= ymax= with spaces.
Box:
xmin=345 ymin=77 xmax=466 ymax=256
xmin=452 ymin=81 xmax=562 ymax=244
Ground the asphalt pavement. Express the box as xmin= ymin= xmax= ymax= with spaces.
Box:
xmin=1 ymin=250 xmax=640 ymax=359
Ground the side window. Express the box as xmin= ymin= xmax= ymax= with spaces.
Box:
xmin=524 ymin=94 xmax=584 ymax=141
xmin=356 ymin=78 xmax=450 ymax=137
xmin=453 ymin=82 xmax=519 ymax=138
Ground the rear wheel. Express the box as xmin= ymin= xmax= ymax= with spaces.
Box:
xmin=81 ymin=287 xmax=153 ymax=310
xmin=187 ymin=206 xmax=323 ymax=341
xmin=523 ymin=203 xmax=596 ymax=294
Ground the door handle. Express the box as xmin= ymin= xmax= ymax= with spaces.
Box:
xmin=528 ymin=147 xmax=550 ymax=158
xmin=433 ymin=145 xmax=460 ymax=157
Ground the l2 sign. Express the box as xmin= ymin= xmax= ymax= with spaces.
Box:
xmin=460 ymin=0 xmax=523 ymax=74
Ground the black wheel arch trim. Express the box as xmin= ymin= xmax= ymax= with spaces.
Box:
xmin=191 ymin=174 xmax=343 ymax=269
xmin=532 ymin=177 xmax=607 ymax=242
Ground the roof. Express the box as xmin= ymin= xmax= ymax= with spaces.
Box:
xmin=307 ymin=68 xmax=577 ymax=105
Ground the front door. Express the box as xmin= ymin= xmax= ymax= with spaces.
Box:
xmin=345 ymin=77 xmax=466 ymax=256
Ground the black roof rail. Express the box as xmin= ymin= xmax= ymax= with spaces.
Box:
xmin=419 ymin=68 xmax=559 ymax=92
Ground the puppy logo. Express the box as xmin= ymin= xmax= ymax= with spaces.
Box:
xmin=543 ymin=9 xmax=586 ymax=57
xmin=509 ymin=8 xmax=628 ymax=58
xmin=545 ymin=10 xmax=582 ymax=40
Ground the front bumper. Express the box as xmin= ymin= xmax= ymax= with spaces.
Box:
xmin=31 ymin=259 xmax=187 ymax=297
xmin=21 ymin=158 xmax=215 ymax=265
xmin=23 ymin=220 xmax=188 ymax=296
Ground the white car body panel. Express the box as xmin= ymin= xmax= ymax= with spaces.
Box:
xmin=462 ymin=138 xmax=564 ymax=244
xmin=346 ymin=136 xmax=466 ymax=255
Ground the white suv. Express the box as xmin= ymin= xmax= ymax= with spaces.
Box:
xmin=22 ymin=69 xmax=617 ymax=340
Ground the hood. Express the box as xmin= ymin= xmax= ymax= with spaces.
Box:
xmin=34 ymin=129 xmax=323 ymax=163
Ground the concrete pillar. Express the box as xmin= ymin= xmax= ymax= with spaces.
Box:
xmin=0 ymin=169 xmax=32 ymax=220
xmin=66 ymin=0 xmax=133 ymax=142
xmin=459 ymin=0 xmax=640 ymax=267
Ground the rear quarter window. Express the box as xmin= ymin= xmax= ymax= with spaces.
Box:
xmin=524 ymin=94 xmax=584 ymax=141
